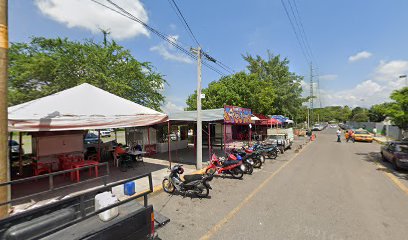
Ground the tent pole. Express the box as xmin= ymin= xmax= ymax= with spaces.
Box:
xmin=114 ymin=129 xmax=117 ymax=142
xmin=97 ymin=130 xmax=101 ymax=161
xmin=167 ymin=121 xmax=171 ymax=168
xmin=223 ymin=123 xmax=226 ymax=154
xmin=19 ymin=132 xmax=22 ymax=175
xmin=147 ymin=127 xmax=150 ymax=145
xmin=249 ymin=126 xmax=252 ymax=146
xmin=208 ymin=123 xmax=211 ymax=161
xmin=194 ymin=124 xmax=196 ymax=164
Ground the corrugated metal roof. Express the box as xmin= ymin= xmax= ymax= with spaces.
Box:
xmin=168 ymin=108 xmax=224 ymax=122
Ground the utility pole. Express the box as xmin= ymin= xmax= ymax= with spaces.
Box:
xmin=309 ymin=62 xmax=314 ymax=126
xmin=0 ymin=0 xmax=9 ymax=218
xmin=191 ymin=47 xmax=202 ymax=170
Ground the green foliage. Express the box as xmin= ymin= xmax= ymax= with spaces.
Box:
xmin=8 ymin=37 xmax=166 ymax=110
xmin=311 ymin=105 xmax=352 ymax=123
xmin=368 ymin=103 xmax=391 ymax=122
xmin=350 ymin=107 xmax=369 ymax=122
xmin=186 ymin=51 xmax=305 ymax=117
xmin=386 ymin=87 xmax=408 ymax=129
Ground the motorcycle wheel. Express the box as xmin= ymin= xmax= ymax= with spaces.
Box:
xmin=253 ymin=158 xmax=262 ymax=168
xmin=259 ymin=155 xmax=265 ymax=163
xmin=268 ymin=152 xmax=277 ymax=159
xmin=230 ymin=168 xmax=244 ymax=179
xmin=205 ymin=167 xmax=216 ymax=175
xmin=162 ymin=179 xmax=175 ymax=193
xmin=244 ymin=163 xmax=253 ymax=174
xmin=195 ymin=185 xmax=209 ymax=198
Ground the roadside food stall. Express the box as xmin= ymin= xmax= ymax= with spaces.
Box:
xmin=8 ymin=83 xmax=168 ymax=179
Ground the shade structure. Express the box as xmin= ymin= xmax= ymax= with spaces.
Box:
xmin=8 ymin=83 xmax=168 ymax=131
xmin=168 ymin=108 xmax=224 ymax=122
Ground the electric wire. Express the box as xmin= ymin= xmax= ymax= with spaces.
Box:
xmin=166 ymin=0 xmax=234 ymax=74
xmin=280 ymin=0 xmax=310 ymax=63
xmin=287 ymin=0 xmax=312 ymax=61
xmin=167 ymin=0 xmax=200 ymax=47
xmin=89 ymin=0 xmax=227 ymax=76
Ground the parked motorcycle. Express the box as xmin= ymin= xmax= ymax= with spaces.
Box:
xmin=251 ymin=142 xmax=279 ymax=160
xmin=233 ymin=148 xmax=263 ymax=169
xmin=231 ymin=152 xmax=254 ymax=174
xmin=206 ymin=153 xmax=245 ymax=179
xmin=162 ymin=164 xmax=213 ymax=198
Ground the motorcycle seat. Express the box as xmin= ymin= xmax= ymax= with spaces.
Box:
xmin=183 ymin=174 xmax=204 ymax=183
xmin=223 ymin=160 xmax=240 ymax=167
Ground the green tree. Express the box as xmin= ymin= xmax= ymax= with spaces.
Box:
xmin=9 ymin=37 xmax=166 ymax=110
xmin=368 ymin=103 xmax=391 ymax=122
xmin=350 ymin=107 xmax=369 ymax=122
xmin=186 ymin=51 xmax=305 ymax=116
xmin=386 ymin=87 xmax=408 ymax=129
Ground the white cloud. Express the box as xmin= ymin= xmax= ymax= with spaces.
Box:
xmin=35 ymin=0 xmax=149 ymax=40
xmin=374 ymin=60 xmax=408 ymax=81
xmin=150 ymin=35 xmax=193 ymax=64
xmin=319 ymin=74 xmax=338 ymax=81
xmin=348 ymin=51 xmax=372 ymax=62
xmin=321 ymin=60 xmax=408 ymax=107
xmin=161 ymin=101 xmax=185 ymax=113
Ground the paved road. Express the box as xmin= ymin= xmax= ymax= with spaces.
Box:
xmin=151 ymin=129 xmax=408 ymax=240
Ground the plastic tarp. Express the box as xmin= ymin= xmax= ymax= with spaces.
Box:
xmin=168 ymin=108 xmax=224 ymax=122
xmin=8 ymin=83 xmax=168 ymax=132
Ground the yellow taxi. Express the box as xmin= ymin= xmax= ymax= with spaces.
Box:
xmin=352 ymin=129 xmax=373 ymax=143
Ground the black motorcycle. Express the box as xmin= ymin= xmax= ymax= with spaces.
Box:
xmin=252 ymin=143 xmax=279 ymax=160
xmin=162 ymin=164 xmax=213 ymax=198
xmin=233 ymin=148 xmax=263 ymax=169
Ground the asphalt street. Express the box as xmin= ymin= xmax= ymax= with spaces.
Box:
xmin=151 ymin=129 xmax=408 ymax=240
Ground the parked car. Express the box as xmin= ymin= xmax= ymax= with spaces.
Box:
xmin=84 ymin=133 xmax=102 ymax=144
xmin=265 ymin=134 xmax=291 ymax=153
xmin=312 ymin=124 xmax=324 ymax=131
xmin=329 ymin=124 xmax=337 ymax=128
xmin=100 ymin=129 xmax=112 ymax=138
xmin=352 ymin=129 xmax=373 ymax=142
xmin=381 ymin=142 xmax=408 ymax=170
xmin=8 ymin=140 xmax=24 ymax=160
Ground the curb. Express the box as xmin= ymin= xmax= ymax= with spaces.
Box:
xmin=373 ymin=138 xmax=388 ymax=145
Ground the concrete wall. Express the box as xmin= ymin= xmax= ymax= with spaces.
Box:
xmin=347 ymin=121 xmax=403 ymax=140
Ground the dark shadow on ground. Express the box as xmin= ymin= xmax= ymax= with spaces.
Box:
xmin=358 ymin=152 xmax=408 ymax=181
xmin=162 ymin=191 xmax=212 ymax=199
xmin=149 ymin=147 xmax=225 ymax=165
xmin=11 ymin=161 xmax=168 ymax=205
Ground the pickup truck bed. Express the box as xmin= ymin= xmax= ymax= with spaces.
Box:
xmin=42 ymin=201 xmax=151 ymax=240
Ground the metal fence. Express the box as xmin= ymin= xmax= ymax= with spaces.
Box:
xmin=0 ymin=162 xmax=109 ymax=207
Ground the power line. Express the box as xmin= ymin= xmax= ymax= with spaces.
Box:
xmin=287 ymin=0 xmax=312 ymax=61
xmin=89 ymin=0 xmax=227 ymax=76
xmin=166 ymin=0 xmax=234 ymax=75
xmin=167 ymin=0 xmax=200 ymax=47
xmin=280 ymin=0 xmax=310 ymax=63
xmin=290 ymin=0 xmax=316 ymax=65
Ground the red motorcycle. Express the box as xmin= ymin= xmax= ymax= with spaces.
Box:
xmin=205 ymin=153 xmax=244 ymax=179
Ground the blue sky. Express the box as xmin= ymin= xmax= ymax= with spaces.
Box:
xmin=9 ymin=0 xmax=408 ymax=111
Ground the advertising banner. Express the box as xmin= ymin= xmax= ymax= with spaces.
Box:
xmin=223 ymin=105 xmax=252 ymax=124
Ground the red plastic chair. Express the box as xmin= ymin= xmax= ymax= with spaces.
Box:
xmin=32 ymin=162 xmax=52 ymax=176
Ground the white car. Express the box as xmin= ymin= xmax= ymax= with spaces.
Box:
xmin=329 ymin=124 xmax=337 ymax=128
xmin=100 ymin=130 xmax=111 ymax=138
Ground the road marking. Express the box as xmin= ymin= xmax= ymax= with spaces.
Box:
xmin=369 ymin=154 xmax=408 ymax=196
xmin=199 ymin=143 xmax=310 ymax=240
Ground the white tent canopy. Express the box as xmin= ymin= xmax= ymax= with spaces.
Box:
xmin=8 ymin=83 xmax=167 ymax=132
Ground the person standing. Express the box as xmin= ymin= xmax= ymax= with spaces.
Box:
xmin=373 ymin=127 xmax=377 ymax=137
xmin=336 ymin=129 xmax=342 ymax=142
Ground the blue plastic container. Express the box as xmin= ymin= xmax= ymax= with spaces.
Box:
xmin=124 ymin=181 xmax=135 ymax=196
